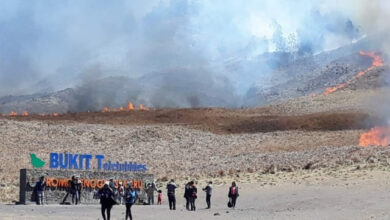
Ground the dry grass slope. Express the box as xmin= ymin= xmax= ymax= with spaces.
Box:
xmin=0 ymin=67 xmax=388 ymax=203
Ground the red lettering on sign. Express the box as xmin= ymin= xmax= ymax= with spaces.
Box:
xmin=45 ymin=178 xmax=52 ymax=187
xmin=90 ymin=179 xmax=97 ymax=188
xmin=41 ymin=177 xmax=144 ymax=189
xmin=51 ymin=178 xmax=58 ymax=187
xmin=97 ymin=179 xmax=104 ymax=189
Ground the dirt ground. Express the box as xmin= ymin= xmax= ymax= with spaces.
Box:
xmin=1 ymin=79 xmax=389 ymax=219
xmin=2 ymin=166 xmax=390 ymax=220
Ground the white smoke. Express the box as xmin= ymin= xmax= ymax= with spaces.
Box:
xmin=0 ymin=0 xmax=387 ymax=109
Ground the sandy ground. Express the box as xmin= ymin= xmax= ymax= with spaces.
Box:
xmin=0 ymin=117 xmax=367 ymax=203
xmin=2 ymin=167 xmax=390 ymax=220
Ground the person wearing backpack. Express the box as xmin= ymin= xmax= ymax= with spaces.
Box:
xmin=125 ymin=184 xmax=137 ymax=220
xmin=228 ymin=181 xmax=239 ymax=208
xmin=166 ymin=179 xmax=177 ymax=210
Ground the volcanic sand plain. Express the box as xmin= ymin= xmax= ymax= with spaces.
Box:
xmin=2 ymin=166 xmax=390 ymax=219
xmin=1 ymin=73 xmax=390 ymax=219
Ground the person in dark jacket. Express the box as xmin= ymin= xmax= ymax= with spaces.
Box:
xmin=70 ymin=176 xmax=82 ymax=205
xmin=76 ymin=177 xmax=82 ymax=204
xmin=188 ymin=181 xmax=197 ymax=211
xmin=125 ymin=184 xmax=137 ymax=220
xmin=34 ymin=176 xmax=45 ymax=205
xmin=99 ymin=182 xmax=116 ymax=220
xmin=166 ymin=179 xmax=177 ymax=210
xmin=202 ymin=181 xmax=213 ymax=209
xmin=146 ymin=182 xmax=157 ymax=205
xmin=228 ymin=181 xmax=239 ymax=208
xmin=184 ymin=182 xmax=191 ymax=210
xmin=109 ymin=178 xmax=116 ymax=192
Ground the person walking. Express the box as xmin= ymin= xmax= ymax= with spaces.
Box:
xmin=34 ymin=176 xmax=45 ymax=205
xmin=125 ymin=184 xmax=137 ymax=220
xmin=99 ymin=182 xmax=116 ymax=220
xmin=118 ymin=182 xmax=125 ymax=205
xmin=188 ymin=181 xmax=197 ymax=211
xmin=166 ymin=179 xmax=177 ymax=210
xmin=202 ymin=181 xmax=212 ymax=209
xmin=228 ymin=181 xmax=239 ymax=208
xmin=184 ymin=182 xmax=191 ymax=210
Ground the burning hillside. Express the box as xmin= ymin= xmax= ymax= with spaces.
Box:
xmin=1 ymin=39 xmax=388 ymax=114
xmin=353 ymin=52 xmax=390 ymax=147
xmin=323 ymin=51 xmax=384 ymax=95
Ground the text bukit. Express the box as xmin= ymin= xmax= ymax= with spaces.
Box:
xmin=49 ymin=153 xmax=147 ymax=172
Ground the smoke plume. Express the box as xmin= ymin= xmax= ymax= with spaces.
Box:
xmin=0 ymin=0 xmax=388 ymax=110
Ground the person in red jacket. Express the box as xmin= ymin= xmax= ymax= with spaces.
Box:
xmin=228 ymin=181 xmax=239 ymax=208
xmin=157 ymin=190 xmax=162 ymax=205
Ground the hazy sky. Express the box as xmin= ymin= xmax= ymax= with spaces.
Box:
xmin=0 ymin=0 xmax=385 ymax=97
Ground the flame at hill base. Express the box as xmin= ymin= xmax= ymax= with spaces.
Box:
xmin=359 ymin=126 xmax=390 ymax=147
xmin=102 ymin=102 xmax=149 ymax=112
xmin=127 ymin=102 xmax=134 ymax=110
xmin=139 ymin=104 xmax=149 ymax=110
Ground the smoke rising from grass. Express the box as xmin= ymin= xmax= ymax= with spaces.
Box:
xmin=0 ymin=0 xmax=386 ymax=110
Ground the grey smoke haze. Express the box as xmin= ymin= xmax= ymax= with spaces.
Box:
xmin=0 ymin=0 xmax=387 ymax=109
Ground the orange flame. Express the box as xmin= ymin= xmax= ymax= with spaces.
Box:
xmin=139 ymin=104 xmax=149 ymax=111
xmin=359 ymin=51 xmax=384 ymax=68
xmin=22 ymin=111 xmax=29 ymax=116
xmin=359 ymin=126 xmax=390 ymax=147
xmin=324 ymin=83 xmax=346 ymax=95
xmin=127 ymin=102 xmax=134 ymax=110
xmin=323 ymin=51 xmax=383 ymax=95
xmin=9 ymin=111 xmax=18 ymax=117
xmin=52 ymin=112 xmax=59 ymax=117
xmin=102 ymin=102 xmax=149 ymax=112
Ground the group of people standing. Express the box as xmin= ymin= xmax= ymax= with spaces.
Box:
xmin=33 ymin=175 xmax=239 ymax=220
xmin=166 ymin=179 xmax=238 ymax=211
xmin=61 ymin=176 xmax=82 ymax=205
xmin=35 ymin=175 xmax=83 ymax=205
xmin=184 ymin=181 xmax=198 ymax=211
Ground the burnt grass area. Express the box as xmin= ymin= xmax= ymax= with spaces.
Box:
xmin=2 ymin=108 xmax=382 ymax=134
